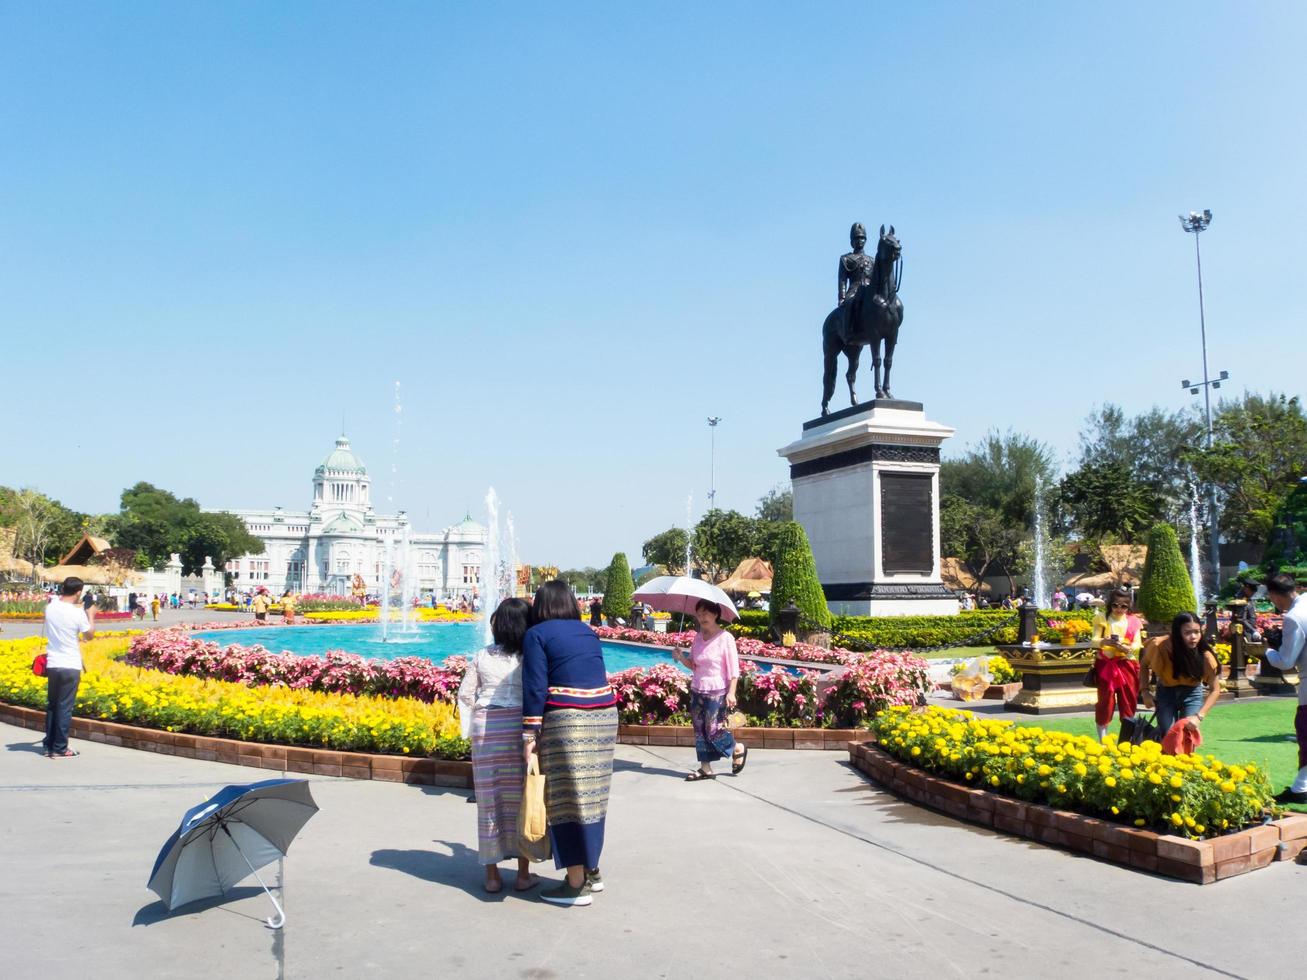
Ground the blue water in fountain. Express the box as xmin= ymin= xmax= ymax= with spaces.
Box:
xmin=191 ymin=622 xmax=687 ymax=673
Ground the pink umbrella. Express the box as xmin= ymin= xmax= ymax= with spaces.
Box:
xmin=632 ymin=576 xmax=739 ymax=622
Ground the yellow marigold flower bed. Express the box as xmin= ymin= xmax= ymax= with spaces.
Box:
xmin=301 ymin=607 xmax=476 ymax=623
xmin=871 ymin=706 xmax=1274 ymax=839
xmin=0 ymin=636 xmax=462 ymax=757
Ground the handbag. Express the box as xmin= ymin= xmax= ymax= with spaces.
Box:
xmin=1119 ymin=712 xmax=1159 ymax=746
xmin=32 ymin=617 xmax=48 ymax=676
xmin=1081 ymin=662 xmax=1099 ymax=688
xmin=517 ymin=754 xmax=552 ymax=863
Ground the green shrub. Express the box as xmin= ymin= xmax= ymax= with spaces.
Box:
xmin=602 ymin=552 xmax=634 ymax=622
xmin=768 ymin=522 xmax=832 ymax=634
xmin=1137 ymin=523 xmax=1198 ymax=624
xmin=728 ymin=609 xmax=1096 ymax=650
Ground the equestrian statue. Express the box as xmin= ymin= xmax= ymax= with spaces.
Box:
xmin=820 ymin=222 xmax=903 ymax=416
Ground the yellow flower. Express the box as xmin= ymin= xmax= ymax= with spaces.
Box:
xmin=1104 ymin=776 xmax=1117 ymax=788
xmin=1169 ymin=775 xmax=1183 ymax=789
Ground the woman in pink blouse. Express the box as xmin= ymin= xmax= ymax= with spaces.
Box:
xmin=672 ymin=599 xmax=748 ymax=781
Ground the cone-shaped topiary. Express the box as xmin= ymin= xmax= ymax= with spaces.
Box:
xmin=768 ymin=521 xmax=832 ymax=634
xmin=1136 ymin=523 xmax=1198 ymax=625
xmin=602 ymin=552 xmax=635 ymax=623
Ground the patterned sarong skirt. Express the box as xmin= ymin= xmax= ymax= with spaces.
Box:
xmin=471 ymin=705 xmax=526 ymax=863
xmin=538 ymin=706 xmax=619 ymax=870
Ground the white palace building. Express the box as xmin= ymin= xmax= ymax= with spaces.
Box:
xmin=217 ymin=435 xmax=486 ymax=599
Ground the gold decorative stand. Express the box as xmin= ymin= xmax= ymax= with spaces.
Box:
xmin=999 ymin=642 xmax=1099 ymax=714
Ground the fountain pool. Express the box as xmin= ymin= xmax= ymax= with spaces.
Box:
xmin=191 ymin=622 xmax=687 ymax=674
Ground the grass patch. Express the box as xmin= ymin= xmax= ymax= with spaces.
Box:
xmin=1028 ymin=699 xmax=1306 ymax=813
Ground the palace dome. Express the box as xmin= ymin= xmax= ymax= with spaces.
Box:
xmin=316 ymin=435 xmax=366 ymax=475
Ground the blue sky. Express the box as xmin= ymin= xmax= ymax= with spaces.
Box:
xmin=2 ymin=2 xmax=1304 ymax=568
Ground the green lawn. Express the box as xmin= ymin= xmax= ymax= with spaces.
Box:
xmin=1021 ymin=699 xmax=1306 ymax=812
xmin=919 ymin=645 xmax=997 ymax=661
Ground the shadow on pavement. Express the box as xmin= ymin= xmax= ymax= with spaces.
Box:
xmin=132 ymin=886 xmax=268 ymax=926
xmin=6 ymin=740 xmax=48 ymax=755
xmin=371 ymin=843 xmax=533 ymax=903
xmin=613 ymin=757 xmax=686 ymax=779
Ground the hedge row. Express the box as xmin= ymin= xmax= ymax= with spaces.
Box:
xmin=729 ymin=609 xmax=1096 ymax=651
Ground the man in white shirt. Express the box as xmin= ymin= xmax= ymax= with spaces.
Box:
xmin=1263 ymin=573 xmax=1307 ymax=804
xmin=42 ymin=576 xmax=95 ymax=759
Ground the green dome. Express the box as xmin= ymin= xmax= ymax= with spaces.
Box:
xmin=452 ymin=515 xmax=483 ymax=534
xmin=317 ymin=435 xmax=366 ymax=475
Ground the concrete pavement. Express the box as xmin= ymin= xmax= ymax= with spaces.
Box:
xmin=3 ymin=718 xmax=1305 ymax=979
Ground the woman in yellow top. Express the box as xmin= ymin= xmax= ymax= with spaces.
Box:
xmin=281 ymin=591 xmax=297 ymax=624
xmin=1090 ymin=589 xmax=1143 ymax=741
xmin=1140 ymin=611 xmax=1221 ymax=738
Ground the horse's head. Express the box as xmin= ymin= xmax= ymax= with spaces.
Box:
xmin=877 ymin=224 xmax=901 ymax=264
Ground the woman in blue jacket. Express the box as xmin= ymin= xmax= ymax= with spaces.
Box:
xmin=522 ymin=580 xmax=618 ymax=907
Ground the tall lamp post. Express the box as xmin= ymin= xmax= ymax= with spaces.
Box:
xmin=707 ymin=417 xmax=722 ymax=509
xmin=1178 ymin=209 xmax=1227 ymax=593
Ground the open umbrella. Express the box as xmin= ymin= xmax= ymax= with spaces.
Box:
xmin=632 ymin=575 xmax=739 ymax=622
xmin=147 ymin=778 xmax=318 ymax=928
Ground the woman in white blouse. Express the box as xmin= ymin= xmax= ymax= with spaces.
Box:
xmin=456 ymin=597 xmax=539 ymax=893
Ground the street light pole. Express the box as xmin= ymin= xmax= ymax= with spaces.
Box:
xmin=1178 ymin=209 xmax=1225 ymax=594
xmin=707 ymin=417 xmax=721 ymax=509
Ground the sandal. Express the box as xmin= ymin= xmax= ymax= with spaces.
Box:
xmin=514 ymin=874 xmax=540 ymax=892
xmin=732 ymin=746 xmax=749 ymax=775
xmin=685 ymin=769 xmax=716 ymax=781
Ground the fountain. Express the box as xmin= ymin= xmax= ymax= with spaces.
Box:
xmin=397 ymin=523 xmax=418 ymax=635
xmin=1188 ymin=483 xmax=1206 ymax=603
xmin=481 ymin=488 xmax=502 ymax=644
xmin=1031 ymin=477 xmax=1048 ymax=609
xmin=379 ymin=537 xmax=394 ymax=642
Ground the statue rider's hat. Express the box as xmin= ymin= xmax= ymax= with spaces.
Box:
xmin=850 ymin=222 xmax=867 ymax=242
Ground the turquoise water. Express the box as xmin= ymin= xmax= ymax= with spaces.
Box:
xmin=191 ymin=622 xmax=686 ymax=674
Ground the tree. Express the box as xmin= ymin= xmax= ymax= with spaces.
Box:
xmin=755 ymin=484 xmax=793 ymax=523
xmin=559 ymin=567 xmax=605 ymax=593
xmin=1185 ymin=392 xmax=1307 ymax=542
xmin=1076 ymin=404 xmax=1203 ymax=522
xmin=1057 ymin=461 xmax=1163 ymax=544
xmin=692 ymin=509 xmax=760 ymax=583
xmin=601 ymin=552 xmax=634 ymax=622
xmin=768 ymin=522 xmax=831 ymax=634
xmin=0 ymin=486 xmax=90 ymax=570
xmin=108 ymin=482 xmax=263 ymax=574
xmin=641 ymin=527 xmax=689 ymax=576
xmin=940 ymin=494 xmax=1026 ymax=596
xmin=1136 ymin=523 xmax=1197 ymax=624
xmin=942 ymin=430 xmax=1056 ymax=531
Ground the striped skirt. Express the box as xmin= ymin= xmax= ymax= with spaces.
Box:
xmin=539 ymin=706 xmax=619 ymax=871
xmin=470 ymin=705 xmax=526 ymax=864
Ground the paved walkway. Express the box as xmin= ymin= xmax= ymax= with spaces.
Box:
xmin=2 ymin=719 xmax=1304 ymax=979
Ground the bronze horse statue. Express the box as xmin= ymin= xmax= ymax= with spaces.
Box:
xmin=821 ymin=225 xmax=903 ymax=415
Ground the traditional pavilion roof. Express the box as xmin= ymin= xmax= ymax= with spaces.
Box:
xmin=315 ymin=435 xmax=367 ymax=475
xmin=59 ymin=533 xmax=114 ymax=567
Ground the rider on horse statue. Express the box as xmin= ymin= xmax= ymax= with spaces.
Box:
xmin=838 ymin=222 xmax=873 ymax=315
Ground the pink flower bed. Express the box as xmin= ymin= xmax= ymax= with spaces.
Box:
xmin=124 ymin=630 xmax=466 ymax=703
xmin=592 ymin=624 xmax=858 ymax=666
xmin=123 ymin=626 xmax=931 ymax=729
xmin=604 ymin=634 xmax=931 ymax=728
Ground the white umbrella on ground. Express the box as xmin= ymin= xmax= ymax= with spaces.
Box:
xmin=631 ymin=576 xmax=739 ymax=622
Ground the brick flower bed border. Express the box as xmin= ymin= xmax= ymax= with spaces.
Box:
xmin=621 ymin=724 xmax=861 ymax=750
xmin=847 ymin=740 xmax=1307 ymax=883
xmin=0 ymin=702 xmax=472 ymax=788
xmin=0 ymin=701 xmax=858 ymax=791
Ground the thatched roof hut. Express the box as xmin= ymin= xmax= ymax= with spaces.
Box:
xmin=718 ymin=557 xmax=773 ymax=595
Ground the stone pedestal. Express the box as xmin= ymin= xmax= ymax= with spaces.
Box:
xmin=1000 ymin=642 xmax=1099 ymax=714
xmin=777 ymin=400 xmax=958 ymax=616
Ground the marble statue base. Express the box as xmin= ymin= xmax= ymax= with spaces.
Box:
xmin=777 ymin=400 xmax=958 ymax=617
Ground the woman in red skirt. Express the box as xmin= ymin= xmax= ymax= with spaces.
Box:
xmin=1091 ymin=588 xmax=1143 ymax=741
